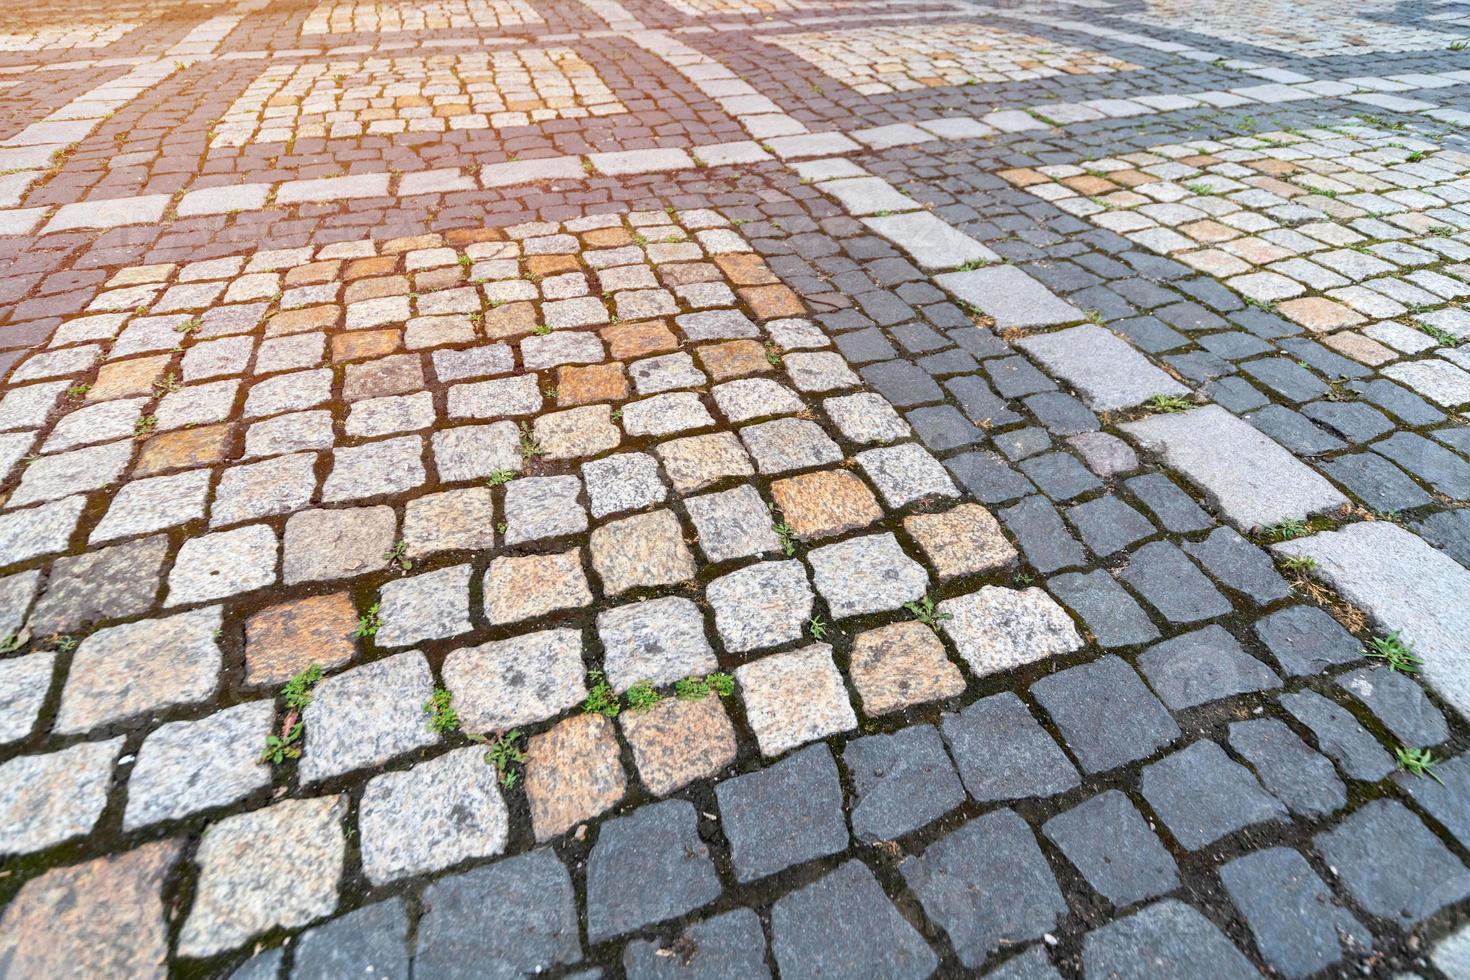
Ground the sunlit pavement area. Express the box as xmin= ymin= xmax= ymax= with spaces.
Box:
xmin=3 ymin=0 xmax=1470 ymax=976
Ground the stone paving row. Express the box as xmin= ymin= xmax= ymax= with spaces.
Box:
xmin=1 ymin=0 xmax=1470 ymax=978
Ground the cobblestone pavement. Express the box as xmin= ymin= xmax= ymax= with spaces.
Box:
xmin=3 ymin=0 xmax=1470 ymax=977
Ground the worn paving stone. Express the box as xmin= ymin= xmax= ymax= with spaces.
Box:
xmin=597 ymin=596 xmax=716 ymax=693
xmin=124 ymin=700 xmax=273 ymax=830
xmin=904 ymin=502 xmax=1017 ymax=579
xmin=442 ymin=629 xmax=587 ymax=732
xmin=179 ymin=795 xmax=346 ymax=958
xmin=772 ymin=861 xmax=937 ymax=980
xmin=503 ymin=476 xmax=587 ymax=545
xmin=707 ymin=560 xmax=812 ymax=654
xmin=1031 ymin=655 xmax=1180 ymax=774
xmin=167 ymin=524 xmax=278 ymax=605
xmin=0 ymin=737 xmax=122 ymax=855
xmin=939 ymin=585 xmax=1082 ymax=677
xmin=291 ymin=899 xmax=409 ymax=980
xmin=1141 ymin=740 xmax=1287 ymax=850
xmin=808 ymin=531 xmax=928 ymax=618
xmin=1137 ymin=625 xmax=1281 ymax=710
xmin=526 ymin=713 xmax=626 ymax=842
xmin=1279 ymin=689 xmax=1394 ymax=783
xmin=244 ymin=593 xmax=356 ymax=686
xmin=1181 ymin=527 xmax=1291 ymax=604
xmin=483 ymin=549 xmax=591 ymax=627
xmin=1315 ymin=799 xmax=1470 ymax=925
xmin=621 ymin=693 xmax=737 ymax=796
xmin=1121 ymin=405 xmax=1348 ymax=530
xmin=942 ymin=692 xmax=1078 ymax=803
xmin=301 ymin=650 xmax=439 ymax=783
xmin=0 ymin=651 xmax=54 ymax=745
xmin=1227 ymin=719 xmax=1345 ymax=819
xmin=1220 ymin=847 xmax=1370 ymax=979
xmin=359 ymin=747 xmax=508 ymax=884
xmin=0 ymin=839 xmax=181 ymax=979
xmin=284 ymin=506 xmax=396 ymax=583
xmin=57 ymin=606 xmax=221 ymax=734
xmin=1276 ymin=521 xmax=1470 ymax=720
xmin=1082 ymin=900 xmax=1258 ymax=980
xmin=378 ymin=563 xmax=474 ymax=645
xmin=585 ymin=799 xmax=721 ymax=943
xmin=590 ymin=509 xmax=696 ymax=595
xmin=849 ymin=621 xmax=965 ymax=716
xmin=1397 ymin=751 xmax=1470 ymax=849
xmin=845 ymin=724 xmax=965 ymax=842
xmin=27 ymin=534 xmax=167 ymax=634
xmin=415 ymin=849 xmax=581 ymax=979
xmin=1120 ymin=540 xmax=1232 ymax=625
xmin=901 ymin=809 xmax=1067 ymax=969
xmin=1018 ymin=324 xmax=1188 ymax=411
xmin=770 ymin=469 xmax=882 ymax=542
xmin=718 ymin=743 xmax=848 ymax=881
xmin=1042 ymin=789 xmax=1179 ymax=908
xmin=1047 ymin=569 xmax=1159 ymax=649
xmin=735 ymin=643 xmax=856 ymax=756
xmin=1337 ymin=665 xmax=1449 ymax=747
xmin=1252 ymin=604 xmax=1362 ymax=676
xmin=623 ymin=908 xmax=771 ymax=980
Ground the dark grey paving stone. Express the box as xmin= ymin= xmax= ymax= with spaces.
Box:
xmin=1125 ymin=474 xmax=1212 ymax=533
xmin=622 ymin=909 xmax=771 ymax=980
xmin=1082 ymin=900 xmax=1257 ymax=980
xmin=1137 ymin=625 xmax=1281 ymax=711
xmin=1030 ymin=655 xmax=1179 ymax=775
xmin=1227 ymin=719 xmax=1345 ymax=818
xmin=946 ymin=376 xmax=1022 ymax=428
xmin=1197 ymin=331 xmax=1271 ymax=361
xmin=906 ymin=405 xmax=982 ymax=452
xmin=844 ymin=725 xmax=965 ymax=842
xmin=1113 ymin=315 xmax=1187 ymax=353
xmin=917 ymin=349 xmax=978 ymax=377
xmin=999 ymin=496 xmax=1085 ymax=574
xmin=1278 ymin=689 xmax=1392 ymax=782
xmin=1157 ymin=300 xmax=1227 ymax=332
xmin=1120 ymin=541 xmax=1232 ymax=624
xmin=994 ymin=427 xmax=1051 ymax=461
xmin=980 ymin=947 xmax=1061 ymax=980
xmin=1066 ymin=495 xmax=1154 ymax=557
xmin=1047 ymin=570 xmax=1159 ymax=648
xmin=947 ymin=451 xmax=1035 ymax=505
xmin=293 ymin=899 xmax=409 ymax=980
xmin=1182 ymin=528 xmax=1290 ymax=605
xmin=416 ymin=849 xmax=581 ymax=979
xmin=900 ymin=809 xmax=1067 ymax=969
xmin=1314 ymin=800 xmax=1470 ymax=925
xmin=26 ymin=535 xmax=168 ymax=635
xmin=942 ymin=693 xmax=1079 ymax=802
xmin=771 ymin=861 xmax=936 ymax=980
xmin=1220 ymin=848 xmax=1371 ymax=979
xmin=586 ymin=800 xmax=721 ymax=942
xmin=1140 ymin=741 xmax=1287 ymax=850
xmin=1205 ymin=376 xmax=1269 ymax=413
xmin=948 ymin=327 xmax=1010 ymax=360
xmin=986 ymin=356 xmax=1056 ymax=398
xmin=1241 ymin=358 xmax=1327 ymax=403
xmin=1417 ymin=508 xmax=1470 ymax=569
xmin=1336 ymin=667 xmax=1449 ymax=747
xmin=1245 ymin=405 xmax=1345 ymax=457
xmin=1321 ymin=453 xmax=1433 ymax=513
xmin=1352 ymin=379 xmax=1445 ymax=427
xmin=1252 ymin=605 xmax=1361 ymax=676
xmin=1019 ymin=452 xmax=1101 ymax=502
xmin=1373 ymin=431 xmax=1470 ymax=499
xmin=890 ymin=322 xmax=946 ymax=353
xmin=1301 ymin=401 xmax=1394 ymax=443
xmin=1396 ymin=752 xmax=1470 ymax=848
xmin=1164 ymin=351 xmax=1231 ymax=382
xmin=1041 ymin=789 xmax=1179 ymax=907
xmin=1023 ymin=392 xmax=1100 ymax=436
xmin=716 ymin=744 xmax=848 ymax=883
xmin=1230 ymin=307 xmax=1300 ymax=340
xmin=834 ymin=328 xmax=897 ymax=364
xmin=1277 ymin=338 xmax=1370 ymax=380
xmin=860 ymin=360 xmax=943 ymax=407
xmin=1434 ymin=425 xmax=1470 ymax=456
xmin=230 ymin=949 xmax=283 ymax=980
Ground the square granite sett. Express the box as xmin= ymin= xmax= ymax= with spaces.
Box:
xmin=717 ymin=743 xmax=849 ymax=881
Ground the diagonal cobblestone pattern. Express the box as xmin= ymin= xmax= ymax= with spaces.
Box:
xmin=2 ymin=0 xmax=1470 ymax=977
